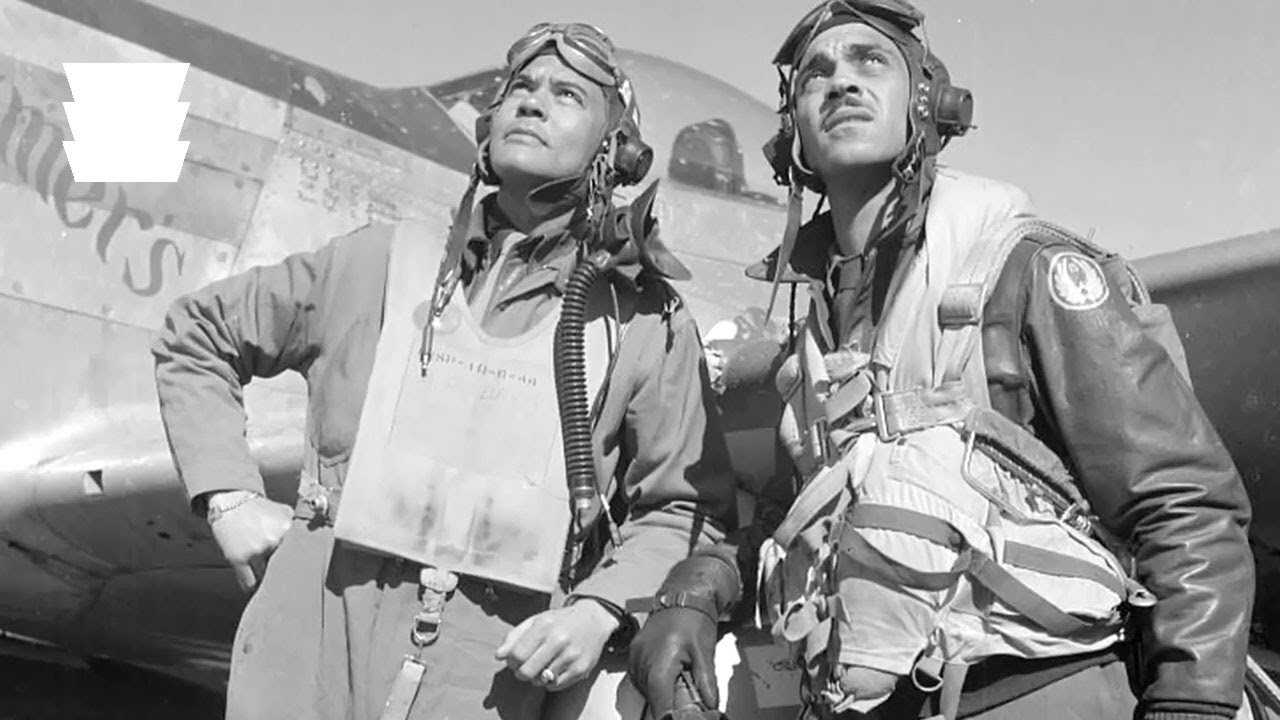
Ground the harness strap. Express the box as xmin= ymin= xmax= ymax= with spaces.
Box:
xmin=806 ymin=617 xmax=833 ymax=663
xmin=937 ymin=284 xmax=985 ymax=327
xmin=937 ymin=661 xmax=969 ymax=720
xmin=772 ymin=461 xmax=850 ymax=548
xmin=966 ymin=554 xmax=1093 ymax=636
xmin=840 ymin=504 xmax=970 ymax=592
xmin=824 ymin=371 xmax=873 ymax=427
xmin=934 ymin=214 xmax=1037 ymax=387
xmin=378 ymin=657 xmax=427 ymax=720
xmin=1003 ymin=542 xmax=1126 ymax=598
xmin=843 ymin=503 xmax=1099 ymax=636
xmin=875 ymin=382 xmax=972 ymax=439
xmin=778 ymin=598 xmax=822 ymax=644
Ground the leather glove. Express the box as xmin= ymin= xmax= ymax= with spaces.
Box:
xmin=628 ymin=552 xmax=741 ymax=716
xmin=630 ymin=607 xmax=718 ymax=715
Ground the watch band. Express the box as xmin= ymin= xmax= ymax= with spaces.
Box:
xmin=565 ymin=594 xmax=640 ymax=652
xmin=624 ymin=590 xmax=720 ymax=624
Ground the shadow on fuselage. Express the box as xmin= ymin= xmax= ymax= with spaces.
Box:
xmin=0 ymin=654 xmax=222 ymax=719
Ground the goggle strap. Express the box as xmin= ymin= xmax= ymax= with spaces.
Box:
xmin=507 ymin=28 xmax=618 ymax=87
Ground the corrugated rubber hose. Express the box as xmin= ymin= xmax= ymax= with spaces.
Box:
xmin=554 ymin=249 xmax=611 ymax=537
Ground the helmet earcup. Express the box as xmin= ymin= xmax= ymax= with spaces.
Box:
xmin=611 ymin=120 xmax=653 ymax=186
xmin=934 ymin=85 xmax=973 ymax=139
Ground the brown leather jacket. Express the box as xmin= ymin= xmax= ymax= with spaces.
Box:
xmin=976 ymin=230 xmax=1252 ymax=719
xmin=650 ymin=213 xmax=1252 ymax=720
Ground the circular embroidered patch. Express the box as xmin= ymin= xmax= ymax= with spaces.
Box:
xmin=1048 ymin=251 xmax=1109 ymax=310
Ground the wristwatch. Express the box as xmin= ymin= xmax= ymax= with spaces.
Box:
xmin=566 ymin=594 xmax=640 ymax=652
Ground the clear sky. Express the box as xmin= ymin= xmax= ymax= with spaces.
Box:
xmin=145 ymin=0 xmax=1280 ymax=258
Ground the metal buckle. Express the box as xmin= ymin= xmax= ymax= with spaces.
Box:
xmin=411 ymin=568 xmax=458 ymax=648
xmin=959 ymin=430 xmax=979 ymax=485
xmin=411 ymin=611 xmax=442 ymax=647
xmin=873 ymin=392 xmax=898 ymax=442
xmin=299 ymin=483 xmax=336 ymax=523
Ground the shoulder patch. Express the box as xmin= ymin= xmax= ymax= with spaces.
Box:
xmin=1048 ymin=251 xmax=1109 ymax=310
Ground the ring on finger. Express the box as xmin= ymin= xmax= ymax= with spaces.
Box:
xmin=539 ymin=668 xmax=556 ymax=685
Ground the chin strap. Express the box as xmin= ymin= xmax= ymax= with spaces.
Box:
xmin=764 ymin=178 xmax=806 ymax=324
xmin=420 ymin=166 xmax=482 ymax=374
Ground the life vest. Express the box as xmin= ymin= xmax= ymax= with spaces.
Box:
xmin=333 ymin=219 xmax=613 ymax=595
xmin=762 ymin=170 xmax=1162 ymax=718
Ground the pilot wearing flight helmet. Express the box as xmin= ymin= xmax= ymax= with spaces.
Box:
xmin=153 ymin=22 xmax=734 ymax=720
xmin=627 ymin=1 xmax=1253 ymax=719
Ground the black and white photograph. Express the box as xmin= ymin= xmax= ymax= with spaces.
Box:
xmin=0 ymin=1 xmax=1276 ymax=718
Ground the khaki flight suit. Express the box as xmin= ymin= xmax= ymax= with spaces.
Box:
xmin=153 ymin=200 xmax=735 ymax=719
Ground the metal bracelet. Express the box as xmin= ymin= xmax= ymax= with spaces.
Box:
xmin=205 ymin=491 xmax=261 ymax=524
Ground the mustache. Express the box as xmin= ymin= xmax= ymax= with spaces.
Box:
xmin=820 ymin=96 xmax=875 ymax=131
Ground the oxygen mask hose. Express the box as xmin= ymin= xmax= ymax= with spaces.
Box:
xmin=554 ymin=248 xmax=612 ymax=536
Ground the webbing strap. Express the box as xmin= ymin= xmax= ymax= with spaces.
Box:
xmin=876 ymin=382 xmax=973 ymax=438
xmin=824 ymin=371 xmax=872 ymax=426
xmin=937 ymin=284 xmax=985 ymax=327
xmin=378 ymin=656 xmax=426 ymax=720
xmin=806 ymin=618 xmax=832 ymax=663
xmin=1004 ymin=542 xmax=1125 ymax=598
xmin=938 ymin=661 xmax=969 ymax=720
xmin=844 ymin=503 xmax=1098 ymax=636
xmin=935 ymin=214 xmax=1038 ymax=387
xmin=850 ymin=503 xmax=962 ymax=549
xmin=840 ymin=530 xmax=967 ymax=593
xmin=841 ymin=505 xmax=969 ymax=592
xmin=777 ymin=599 xmax=820 ymax=643
xmin=966 ymin=554 xmax=1093 ymax=636
xmin=773 ymin=462 xmax=849 ymax=548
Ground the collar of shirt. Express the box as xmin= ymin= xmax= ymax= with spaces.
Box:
xmin=460 ymin=193 xmax=646 ymax=306
xmin=461 ymin=194 xmax=581 ymax=304
xmin=758 ymin=210 xmax=912 ymax=350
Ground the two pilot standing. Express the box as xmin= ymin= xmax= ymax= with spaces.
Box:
xmin=156 ymin=5 xmax=1255 ymax=720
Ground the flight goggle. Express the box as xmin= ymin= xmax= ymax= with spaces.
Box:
xmin=505 ymin=23 xmax=620 ymax=88
xmin=774 ymin=0 xmax=925 ymax=69
xmin=777 ymin=0 xmax=972 ymax=140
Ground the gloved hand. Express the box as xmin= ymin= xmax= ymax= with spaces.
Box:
xmin=629 ymin=550 xmax=741 ymax=716
xmin=205 ymin=490 xmax=292 ymax=591
xmin=628 ymin=606 xmax=719 ymax=716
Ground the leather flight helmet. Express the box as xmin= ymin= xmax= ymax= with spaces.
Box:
xmin=763 ymin=0 xmax=973 ymax=240
xmin=474 ymin=22 xmax=653 ymax=188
